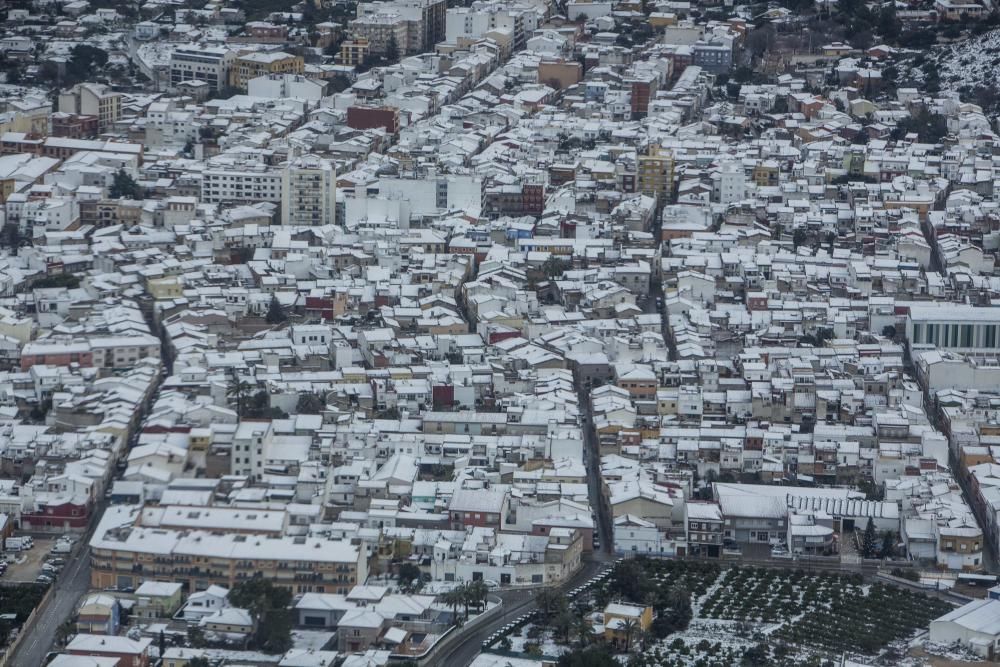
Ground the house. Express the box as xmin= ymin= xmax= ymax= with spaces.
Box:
xmin=49 ymin=657 xmax=120 ymax=667
xmin=160 ymin=648 xmax=210 ymax=667
xmin=337 ymin=608 xmax=386 ymax=653
xmin=930 ymin=599 xmax=1000 ymax=659
xmin=613 ymin=514 xmax=677 ymax=556
xmin=133 ymin=581 xmax=184 ymax=619
xmin=602 ymin=602 xmax=653 ymax=650
xmin=177 ymin=585 xmax=229 ymax=622
xmin=77 ymin=594 xmax=121 ymax=635
xmin=295 ymin=593 xmax=357 ymax=628
xmin=199 ymin=607 xmax=255 ymax=639
xmin=686 ymin=502 xmax=724 ymax=556
xmin=448 ymin=487 xmax=508 ymax=529
xmin=66 ymin=634 xmax=153 ymax=667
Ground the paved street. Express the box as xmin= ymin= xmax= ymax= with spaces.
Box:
xmin=8 ymin=508 xmax=102 ymax=667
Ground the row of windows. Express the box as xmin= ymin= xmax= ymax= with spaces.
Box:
xmin=911 ymin=322 xmax=1000 ymax=348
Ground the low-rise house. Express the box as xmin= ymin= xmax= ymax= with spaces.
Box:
xmin=602 ymin=602 xmax=653 ymax=650
xmin=77 ymin=594 xmax=120 ymax=635
xmin=177 ymin=585 xmax=230 ymax=622
xmin=199 ymin=607 xmax=255 ymax=640
xmin=133 ymin=581 xmax=184 ymax=619
xmin=66 ymin=634 xmax=153 ymax=667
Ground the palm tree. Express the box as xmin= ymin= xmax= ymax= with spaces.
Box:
xmin=441 ymin=586 xmax=465 ymax=625
xmin=54 ymin=619 xmax=75 ymax=646
xmin=621 ymin=618 xmax=639 ymax=653
xmin=226 ymin=368 xmax=253 ymax=416
xmin=634 ymin=628 xmax=651 ymax=652
xmin=553 ymin=608 xmax=575 ymax=643
xmin=535 ymin=587 xmax=564 ymax=620
xmin=575 ymin=614 xmax=594 ymax=647
xmin=465 ymin=580 xmax=489 ymax=614
xmin=460 ymin=583 xmax=471 ymax=620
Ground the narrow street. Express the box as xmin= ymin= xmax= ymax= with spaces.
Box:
xmin=581 ymin=391 xmax=613 ymax=557
xmin=10 ymin=303 xmax=170 ymax=665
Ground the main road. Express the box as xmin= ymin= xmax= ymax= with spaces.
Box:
xmin=427 ymin=557 xmax=610 ymax=667
xmin=8 ymin=505 xmax=102 ymax=667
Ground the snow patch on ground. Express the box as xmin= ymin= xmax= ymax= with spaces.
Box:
xmin=897 ymin=29 xmax=1000 ymax=99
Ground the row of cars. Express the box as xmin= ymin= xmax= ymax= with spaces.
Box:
xmin=0 ymin=535 xmax=35 ymax=579
xmin=480 ymin=563 xmax=617 ymax=650
xmin=482 ymin=609 xmax=538 ymax=649
xmin=36 ymin=537 xmax=75 ymax=585
xmin=566 ymin=564 xmax=614 ymax=601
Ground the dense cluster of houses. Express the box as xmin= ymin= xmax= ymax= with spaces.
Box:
xmin=2 ymin=0 xmax=1000 ymax=661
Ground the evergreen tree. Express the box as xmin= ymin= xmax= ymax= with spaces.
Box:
xmin=792 ymin=227 xmax=807 ymax=250
xmin=880 ymin=530 xmax=895 ymax=559
xmin=159 ymin=630 xmax=166 ymax=658
xmin=557 ymin=647 xmax=618 ymax=667
xmin=397 ymin=562 xmax=422 ymax=591
xmin=109 ymin=169 xmax=143 ymax=199
xmin=295 ymin=392 xmax=324 ymax=414
xmin=228 ymin=577 xmax=294 ymax=653
xmin=265 ymin=295 xmax=288 ymax=324
xmin=0 ymin=223 xmax=22 ymax=248
xmin=877 ymin=5 xmax=901 ymax=41
xmin=385 ymin=32 xmax=400 ymax=62
xmin=861 ymin=517 xmax=878 ymax=559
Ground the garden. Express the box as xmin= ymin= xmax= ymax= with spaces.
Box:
xmin=487 ymin=558 xmax=957 ymax=666
xmin=0 ymin=583 xmax=47 ymax=648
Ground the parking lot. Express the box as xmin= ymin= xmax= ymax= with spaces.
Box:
xmin=2 ymin=538 xmax=58 ymax=582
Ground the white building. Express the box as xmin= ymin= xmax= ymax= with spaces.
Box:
xmin=281 ymin=154 xmax=336 ymax=226
xmin=57 ymin=83 xmax=122 ymax=131
xmin=23 ymin=197 xmax=80 ymax=236
xmin=906 ymin=304 xmax=1000 ymax=354
xmin=566 ymin=0 xmax=613 ymax=19
xmin=247 ymin=74 xmax=326 ymax=102
xmin=930 ymin=599 xmax=1000 ymax=659
xmin=231 ymin=420 xmax=273 ymax=479
xmin=612 ymin=514 xmax=678 ymax=555
xmin=378 ymin=174 xmax=483 ymax=218
xmin=714 ymin=160 xmax=746 ymax=205
xmin=202 ymin=161 xmax=282 ymax=205
xmin=169 ymin=45 xmax=234 ymax=92
xmin=445 ymin=5 xmax=531 ymax=48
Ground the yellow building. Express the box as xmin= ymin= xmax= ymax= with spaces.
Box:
xmin=0 ymin=101 xmax=50 ymax=136
xmin=230 ymin=51 xmax=304 ymax=90
xmin=649 ymin=12 xmax=678 ymax=26
xmin=752 ymin=160 xmax=779 ymax=187
xmin=638 ymin=144 xmax=674 ymax=199
xmin=340 ymin=38 xmax=371 ymax=66
xmin=0 ymin=178 xmax=15 ymax=205
xmin=90 ymin=527 xmax=366 ymax=595
xmin=603 ymin=602 xmax=654 ymax=651
xmin=147 ymin=276 xmax=184 ymax=299
xmin=57 ymin=82 xmax=121 ymax=131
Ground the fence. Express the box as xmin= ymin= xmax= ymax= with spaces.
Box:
xmin=394 ymin=594 xmax=504 ymax=666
